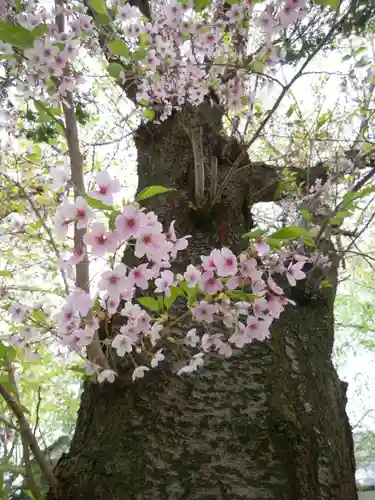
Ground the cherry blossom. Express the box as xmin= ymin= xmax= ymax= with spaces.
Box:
xmin=167 ymin=221 xmax=190 ymax=258
xmin=9 ymin=302 xmax=27 ymax=323
xmin=115 ymin=205 xmax=147 ymax=239
xmin=88 ymin=171 xmax=121 ymax=207
xmin=199 ymin=271 xmax=223 ymax=295
xmin=185 ymin=328 xmax=200 ymax=347
xmin=98 ymin=369 xmax=117 ymax=384
xmin=67 ymin=288 xmax=92 ymax=317
xmin=74 ymin=197 xmax=93 ymax=230
xmin=201 ymin=249 xmax=221 ymax=271
xmin=254 ymin=238 xmax=270 ymax=256
xmin=214 ymin=247 xmax=238 ymax=277
xmin=192 ymin=301 xmax=218 ymax=323
xmin=286 ymin=261 xmax=306 ymax=286
xmin=112 ymin=333 xmax=134 ymax=356
xmin=98 ymin=263 xmax=128 ymax=297
xmin=184 ymin=264 xmax=201 ymax=287
xmin=54 ymin=198 xmax=76 ymax=238
xmin=245 ymin=316 xmax=270 ymax=342
xmin=132 ymin=365 xmax=150 ymax=381
xmin=150 ymin=349 xmax=165 ymax=368
xmin=128 ymin=263 xmax=153 ymax=290
xmin=155 ymin=270 xmax=175 ymax=296
xmin=134 ymin=226 xmax=171 ymax=261
xmin=83 ymin=222 xmax=118 ymax=256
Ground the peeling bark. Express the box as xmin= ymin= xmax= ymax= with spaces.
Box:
xmin=47 ymin=104 xmax=357 ymax=500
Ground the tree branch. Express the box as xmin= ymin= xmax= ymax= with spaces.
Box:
xmin=55 ymin=3 xmax=108 ymax=369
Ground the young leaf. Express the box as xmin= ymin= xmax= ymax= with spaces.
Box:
xmin=108 ymin=40 xmax=130 ymax=59
xmin=135 ymin=185 xmax=175 ymax=202
xmin=85 ymin=195 xmax=114 ymax=211
xmin=89 ymin=0 xmax=108 ymax=14
xmin=107 ymin=62 xmax=124 ymax=79
xmin=137 ymin=297 xmax=161 ymax=312
xmin=269 ymin=226 xmax=309 ymax=240
xmin=0 ymin=270 xmax=11 ymax=278
xmin=241 ymin=229 xmax=265 ymax=239
xmin=164 ymin=287 xmax=184 ymax=310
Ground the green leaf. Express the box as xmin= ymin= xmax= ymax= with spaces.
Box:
xmin=343 ymin=186 xmax=375 ymax=206
xmin=107 ymin=62 xmax=124 ymax=79
xmin=85 ymin=196 xmax=114 ymax=211
xmin=0 ymin=342 xmax=16 ymax=363
xmin=193 ymin=0 xmax=211 ymax=11
xmin=301 ymin=209 xmax=313 ymax=223
xmin=143 ymin=108 xmax=155 ymax=121
xmin=314 ymin=0 xmax=339 ymax=8
xmin=69 ymin=365 xmax=86 ymax=375
xmin=137 ymin=297 xmax=161 ymax=312
xmin=264 ymin=237 xmax=283 ymax=249
xmin=269 ymin=226 xmax=309 ymax=240
xmin=135 ymin=185 xmax=175 ymax=202
xmin=108 ymin=39 xmax=130 ymax=58
xmin=316 ymin=110 xmax=332 ymax=130
xmin=286 ymin=104 xmax=297 ymax=118
xmin=106 ymin=209 xmax=121 ymax=231
xmin=226 ymin=290 xmax=259 ymax=302
xmin=0 ymin=270 xmax=11 ymax=278
xmin=180 ymin=281 xmax=199 ymax=306
xmin=0 ymin=22 xmax=47 ymax=49
xmin=164 ymin=287 xmax=184 ymax=311
xmin=31 ymin=309 xmax=46 ymax=324
xmin=89 ymin=0 xmax=107 ymax=14
xmin=241 ymin=229 xmax=265 ymax=239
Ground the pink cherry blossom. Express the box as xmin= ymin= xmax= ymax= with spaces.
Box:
xmin=201 ymin=249 xmax=221 ymax=271
xmin=104 ymin=296 xmax=120 ymax=315
xmin=267 ymin=277 xmax=283 ymax=295
xmin=199 ymin=271 xmax=223 ymax=295
xmin=254 ymin=238 xmax=269 ymax=256
xmin=134 ymin=227 xmax=171 ymax=261
xmin=54 ymin=198 xmax=76 ymax=238
xmin=214 ymin=247 xmax=237 ymax=277
xmin=217 ymin=342 xmax=233 ymax=358
xmin=286 ymin=261 xmax=306 ymax=286
xmin=192 ymin=301 xmax=218 ymax=323
xmin=67 ymin=288 xmax=92 ymax=316
xmin=240 ymin=256 xmax=263 ymax=281
xmin=266 ymin=295 xmax=284 ymax=319
xmin=167 ymin=221 xmax=190 ymax=258
xmin=83 ymin=223 xmax=118 ymax=256
xmin=115 ymin=205 xmax=147 ymax=239
xmin=98 ymin=263 xmax=128 ymax=297
xmin=129 ymin=263 xmax=153 ymax=289
xmin=244 ymin=315 xmax=270 ymax=342
xmin=74 ymin=196 xmax=93 ymax=230
xmin=184 ymin=264 xmax=201 ymax=287
xmin=88 ymin=171 xmax=120 ymax=207
xmin=155 ymin=270 xmax=175 ymax=296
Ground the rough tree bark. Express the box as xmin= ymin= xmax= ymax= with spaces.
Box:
xmin=47 ymin=103 xmax=357 ymax=500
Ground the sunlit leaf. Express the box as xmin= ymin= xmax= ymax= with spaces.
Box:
xmin=137 ymin=297 xmax=161 ymax=312
xmin=135 ymin=185 xmax=175 ymax=202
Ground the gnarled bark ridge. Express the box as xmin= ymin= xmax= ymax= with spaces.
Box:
xmin=47 ymin=104 xmax=357 ymax=500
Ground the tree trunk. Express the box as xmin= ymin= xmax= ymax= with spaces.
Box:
xmin=47 ymin=104 xmax=357 ymax=500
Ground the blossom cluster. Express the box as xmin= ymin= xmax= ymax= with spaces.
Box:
xmin=0 ymin=0 xmax=308 ymax=122
xmin=5 ymin=170 xmax=329 ymax=384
